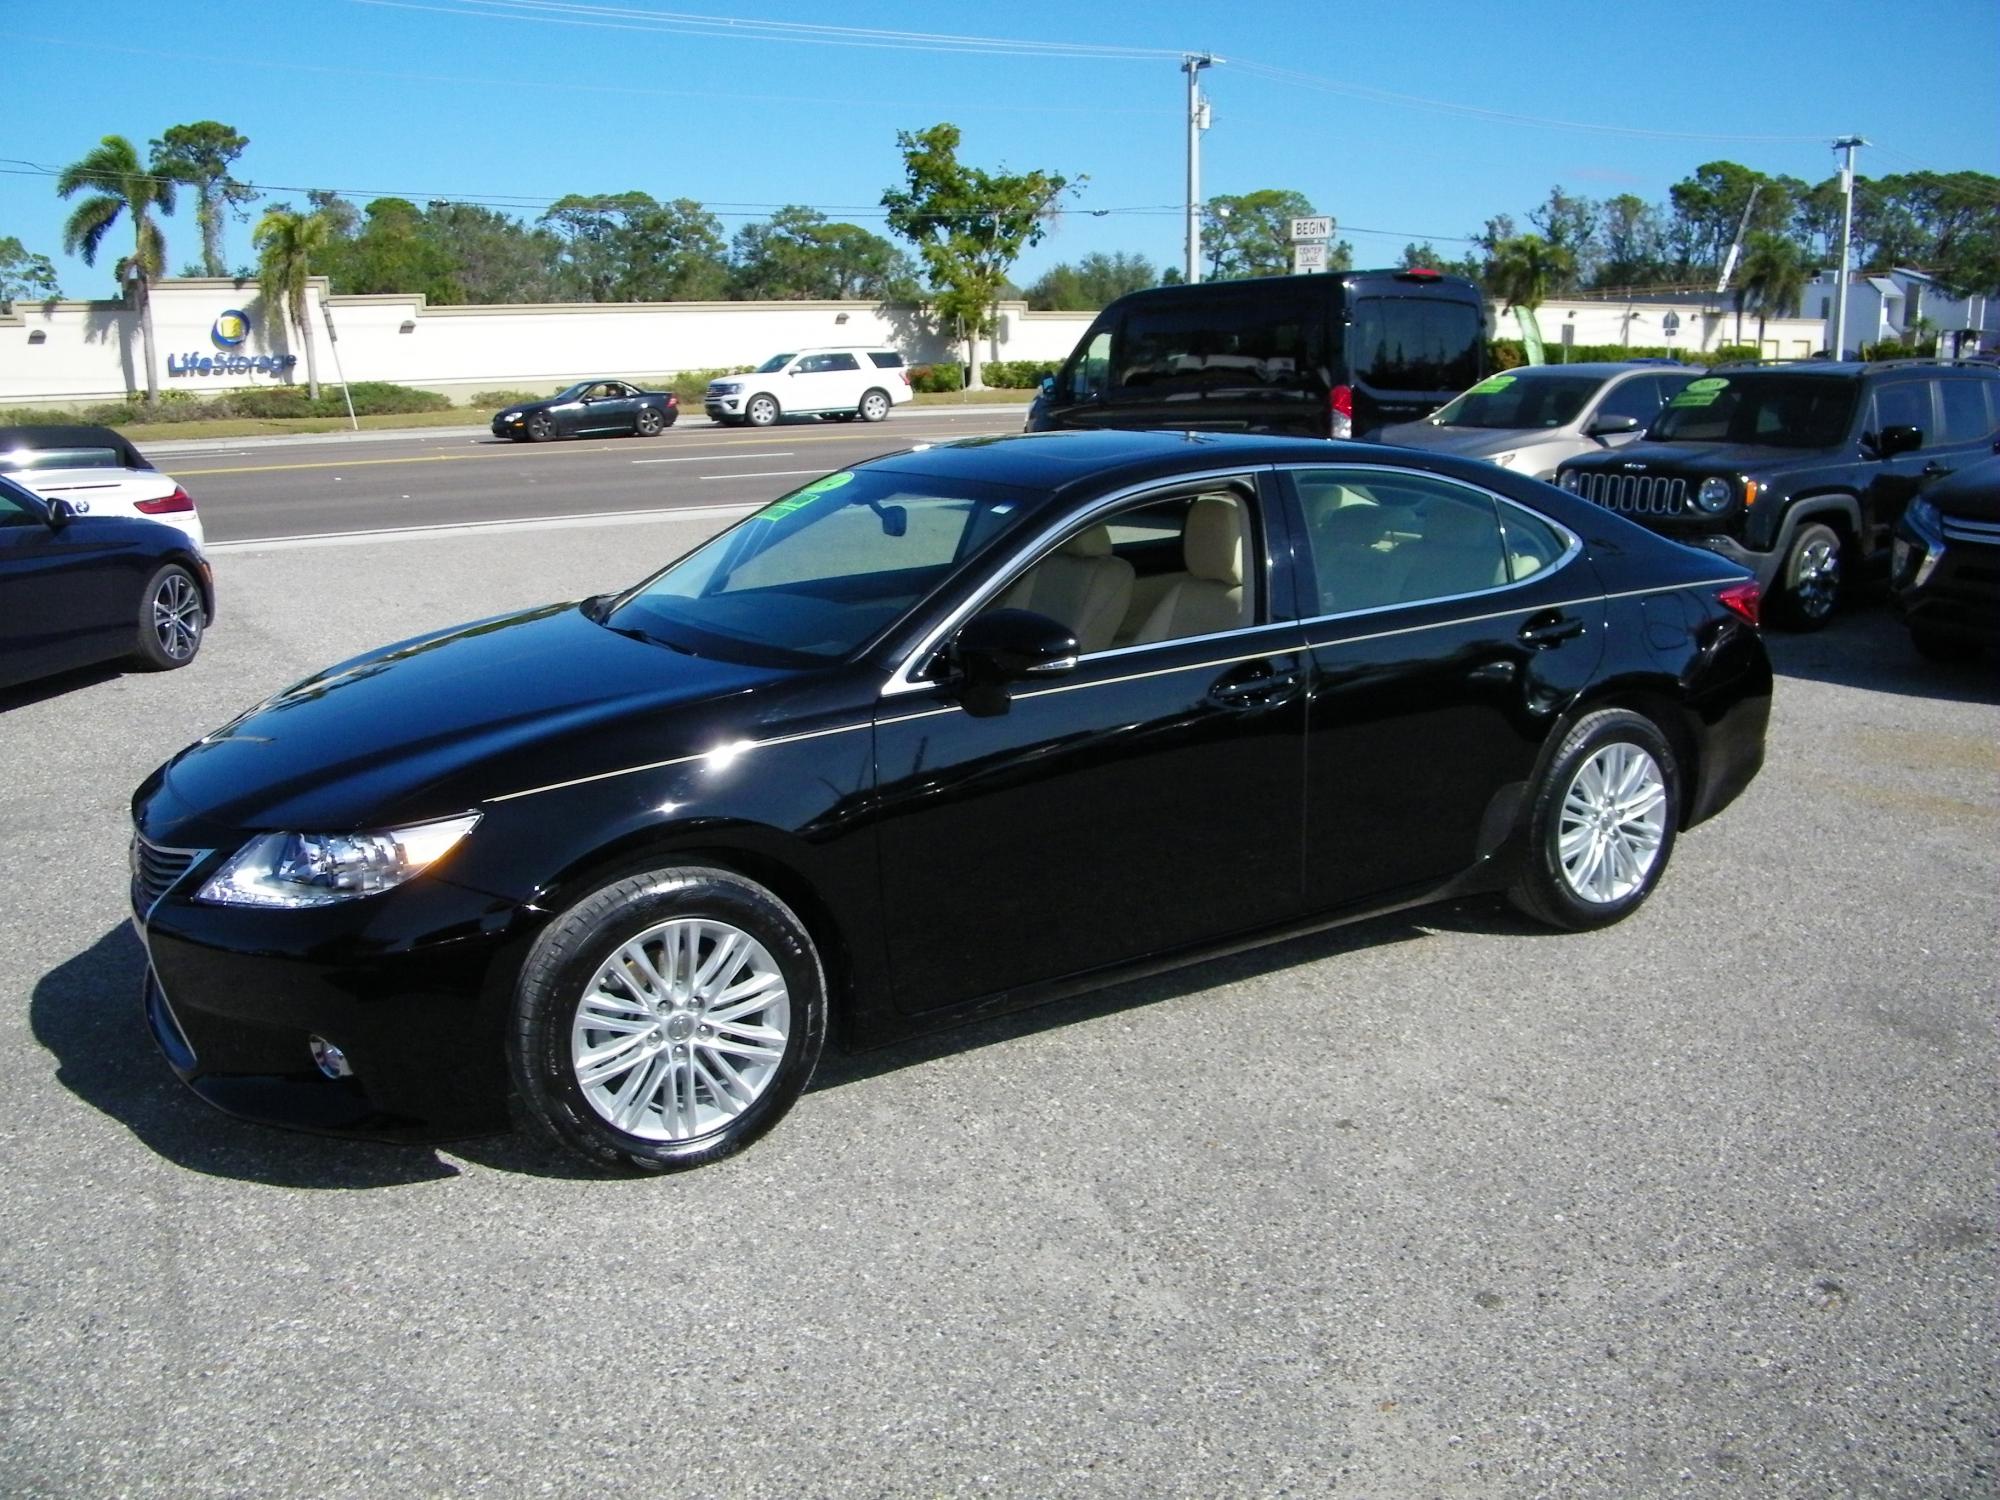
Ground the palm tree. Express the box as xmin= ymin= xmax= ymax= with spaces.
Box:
xmin=253 ymin=206 xmax=331 ymax=401
xmin=1737 ymin=233 xmax=1809 ymax=355
xmin=1488 ymin=234 xmax=1576 ymax=364
xmin=58 ymin=135 xmax=176 ymax=403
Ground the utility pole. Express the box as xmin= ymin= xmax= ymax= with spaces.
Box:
xmin=1183 ymin=53 xmax=1219 ymax=284
xmin=1831 ymin=136 xmax=1867 ymax=359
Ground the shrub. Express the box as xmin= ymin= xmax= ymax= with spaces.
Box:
xmin=664 ymin=367 xmax=754 ymax=404
xmin=909 ymin=363 xmax=964 ymax=394
xmin=470 ymin=389 xmax=542 ymax=407
xmin=979 ymin=359 xmax=1060 ymax=389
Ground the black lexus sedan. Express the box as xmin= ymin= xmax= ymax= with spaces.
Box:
xmin=2 ymin=473 xmax=212 ymax=692
xmin=130 ymin=431 xmax=1771 ymax=1174
xmin=491 ymin=379 xmax=678 ymax=441
xmin=1892 ymin=453 xmax=2000 ymax=661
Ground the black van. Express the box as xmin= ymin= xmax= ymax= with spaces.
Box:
xmin=1029 ymin=268 xmax=1487 ymax=440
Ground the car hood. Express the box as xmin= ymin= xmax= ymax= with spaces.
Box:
xmin=1561 ymin=441 xmax=1808 ymax=477
xmin=1374 ymin=422 xmax=1574 ymax=459
xmin=137 ymin=603 xmax=790 ymax=837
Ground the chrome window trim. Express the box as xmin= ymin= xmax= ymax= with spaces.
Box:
xmin=1305 ymin=576 xmax=1747 ymax=651
xmin=880 ymin=465 xmax=1271 ymax=699
xmin=1286 ymin=460 xmax=1587 ymax=620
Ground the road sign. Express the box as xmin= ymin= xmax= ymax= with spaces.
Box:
xmin=1290 ymin=216 xmax=1333 ymax=243
xmin=1662 ymin=311 xmax=1682 ymax=339
xmin=1293 ymin=242 xmax=1328 ymax=274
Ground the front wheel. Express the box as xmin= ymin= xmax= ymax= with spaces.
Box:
xmin=634 ymin=407 xmax=665 ymax=436
xmin=526 ymin=412 xmax=557 ymax=443
xmin=509 ymin=866 xmax=827 ymax=1174
xmin=857 ymin=388 xmax=891 ymax=423
xmin=1510 ymin=708 xmax=1679 ymax=931
xmin=131 ymin=563 xmax=205 ymax=671
xmin=1774 ymin=522 xmax=1841 ymax=629
xmin=745 ymin=394 xmax=780 ymax=428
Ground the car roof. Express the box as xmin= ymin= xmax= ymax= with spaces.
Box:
xmin=0 ymin=423 xmax=154 ymax=468
xmin=1488 ymin=362 xmax=1694 ymax=378
xmin=866 ymin=428 xmax=1408 ymax=493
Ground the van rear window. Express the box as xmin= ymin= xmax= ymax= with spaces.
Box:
xmin=867 ymin=352 xmax=906 ymax=368
xmin=1350 ymin=298 xmax=1483 ymax=392
xmin=1115 ymin=296 xmax=1320 ymax=398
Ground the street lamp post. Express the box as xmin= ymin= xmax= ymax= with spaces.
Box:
xmin=1831 ymin=135 xmax=1867 ymax=359
xmin=1183 ymin=53 xmax=1219 ymax=284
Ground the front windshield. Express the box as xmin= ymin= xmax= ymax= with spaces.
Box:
xmin=604 ymin=467 xmax=1038 ymax=665
xmin=755 ymin=353 xmax=797 ymax=374
xmin=1648 ymin=374 xmax=1857 ymax=447
xmin=1428 ymin=371 xmax=1603 ymax=430
xmin=549 ymin=383 xmax=588 ymax=403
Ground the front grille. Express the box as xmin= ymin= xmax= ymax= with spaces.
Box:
xmin=131 ymin=834 xmax=206 ymax=912
xmin=1941 ymin=515 xmax=2000 ymax=546
xmin=1572 ymin=471 xmax=1690 ymax=517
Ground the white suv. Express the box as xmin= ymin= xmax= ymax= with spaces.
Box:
xmin=705 ymin=347 xmax=913 ymax=426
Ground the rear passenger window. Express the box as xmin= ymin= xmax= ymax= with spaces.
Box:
xmin=1116 ymin=296 xmax=1319 ymax=396
xmin=1294 ymin=470 xmax=1527 ymax=613
xmin=867 ymin=352 xmax=905 ymax=368
xmin=1937 ymin=379 xmax=1996 ymax=444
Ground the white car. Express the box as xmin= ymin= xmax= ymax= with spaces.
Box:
xmin=0 ymin=425 xmax=206 ymax=549
xmin=704 ymin=347 xmax=912 ymax=427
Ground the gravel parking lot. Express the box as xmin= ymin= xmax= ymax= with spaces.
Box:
xmin=2 ymin=514 xmax=1994 ymax=1498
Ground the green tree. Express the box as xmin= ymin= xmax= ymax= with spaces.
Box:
xmin=421 ymin=201 xmax=563 ymax=303
xmin=1399 ymin=240 xmax=1482 ymax=281
xmin=1527 ymin=185 xmax=1599 ymax=287
xmin=253 ymin=205 xmax=331 ymax=399
xmin=729 ymin=206 xmax=916 ymax=301
xmin=1666 ymin=161 xmax=1796 ymax=281
xmin=882 ymin=123 xmax=1077 ymax=388
xmin=57 ymin=134 xmax=176 ymax=402
xmin=1488 ymin=234 xmax=1576 ymax=363
xmin=1736 ymin=232 xmax=1808 ymax=349
xmin=149 ymin=121 xmax=256 ymax=277
xmin=540 ymin=192 xmax=728 ymax=302
xmin=1024 ymin=251 xmax=1158 ymax=310
xmin=0 ymin=236 xmax=60 ymax=306
xmin=1202 ymin=189 xmax=1317 ymax=279
xmin=1592 ymin=195 xmax=1670 ymax=289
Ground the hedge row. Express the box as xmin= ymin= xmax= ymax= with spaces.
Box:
xmin=1486 ymin=340 xmax=1761 ymax=371
xmin=6 ymin=382 xmax=455 ymax=426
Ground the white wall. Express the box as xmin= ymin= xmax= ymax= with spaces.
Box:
xmin=0 ymin=278 xmax=1099 ymax=407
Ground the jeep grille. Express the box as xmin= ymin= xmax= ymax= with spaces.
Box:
xmin=1572 ymin=472 xmax=1689 ymax=517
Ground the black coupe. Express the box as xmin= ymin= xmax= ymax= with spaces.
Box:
xmin=491 ymin=380 xmax=678 ymax=442
xmin=2 ymin=473 xmax=212 ymax=692
xmin=130 ymin=431 xmax=1770 ymax=1173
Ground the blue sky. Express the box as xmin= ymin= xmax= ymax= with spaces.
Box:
xmin=6 ymin=0 xmax=1998 ymax=299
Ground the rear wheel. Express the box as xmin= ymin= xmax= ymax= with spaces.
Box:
xmin=1774 ymin=522 xmax=1841 ymax=629
xmin=745 ymin=394 xmax=780 ymax=428
xmin=858 ymin=388 xmax=891 ymax=423
xmin=131 ymin=563 xmax=204 ymax=671
xmin=634 ymin=407 xmax=665 ymax=436
xmin=509 ymin=866 xmax=827 ymax=1174
xmin=1510 ymin=708 xmax=1679 ymax=931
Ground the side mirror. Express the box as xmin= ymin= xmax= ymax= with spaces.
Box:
xmin=1876 ymin=424 xmax=1923 ymax=458
xmin=948 ymin=608 xmax=1079 ymax=715
xmin=1040 ymin=375 xmax=1056 ymax=396
xmin=1585 ymin=413 xmax=1642 ymax=438
xmin=44 ymin=497 xmax=77 ymax=530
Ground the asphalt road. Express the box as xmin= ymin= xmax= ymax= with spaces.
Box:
xmin=154 ymin=407 xmax=1022 ymax=543
xmin=1 ymin=501 xmax=1995 ymax=1497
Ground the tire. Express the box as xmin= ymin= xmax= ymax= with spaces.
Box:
xmin=131 ymin=563 xmax=204 ymax=671
xmin=526 ymin=412 xmax=557 ymax=443
xmin=1910 ymin=623 xmax=1979 ymax=664
xmin=1774 ymin=521 xmax=1841 ymax=630
xmin=745 ymin=394 xmax=780 ymax=428
xmin=509 ymin=866 xmax=827 ymax=1175
xmin=634 ymin=407 xmax=665 ymax=437
xmin=1509 ymin=708 xmax=1680 ymax=932
xmin=858 ymin=388 xmax=891 ymax=423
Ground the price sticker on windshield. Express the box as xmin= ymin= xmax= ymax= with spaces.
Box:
xmin=756 ymin=470 xmax=854 ymax=521
xmin=1467 ymin=374 xmax=1517 ymax=395
xmin=1668 ymin=376 xmax=1730 ymax=409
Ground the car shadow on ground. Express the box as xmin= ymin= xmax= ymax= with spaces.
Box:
xmin=0 ymin=662 xmax=125 ymax=711
xmin=1763 ymin=602 xmax=1998 ymax=705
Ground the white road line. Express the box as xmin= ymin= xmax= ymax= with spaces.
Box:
xmin=631 ymin=451 xmax=792 ymax=464
xmin=704 ymin=468 xmax=827 ymax=481
xmin=208 ymin=501 xmax=758 ymax=553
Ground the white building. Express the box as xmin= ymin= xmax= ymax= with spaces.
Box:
xmin=1800 ymin=267 xmax=1998 ymax=357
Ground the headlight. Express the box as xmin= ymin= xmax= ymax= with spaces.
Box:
xmin=1558 ymin=470 xmax=1581 ymax=493
xmin=197 ymin=813 xmax=480 ymax=908
xmin=1488 ymin=450 xmax=1519 ymax=471
xmin=711 ymin=383 xmax=741 ymax=395
xmin=499 ymin=411 xmax=520 ymax=422
xmin=1696 ymin=477 xmax=1734 ymax=512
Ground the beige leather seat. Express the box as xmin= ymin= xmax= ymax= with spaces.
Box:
xmin=999 ymin=523 xmax=1135 ymax=655
xmin=1134 ymin=497 xmax=1248 ymax=643
xmin=1313 ymin=503 xmax=1408 ymax=612
xmin=1398 ymin=499 xmax=1508 ymax=600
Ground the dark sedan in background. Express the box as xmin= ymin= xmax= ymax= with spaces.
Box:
xmin=130 ymin=431 xmax=1770 ymax=1175
xmin=1 ymin=473 xmax=212 ymax=691
xmin=491 ymin=380 xmax=678 ymax=441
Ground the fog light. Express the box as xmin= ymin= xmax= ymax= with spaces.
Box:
xmin=309 ymin=1035 xmax=354 ymax=1079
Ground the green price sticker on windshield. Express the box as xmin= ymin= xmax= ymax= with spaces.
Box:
xmin=1468 ymin=374 xmax=1516 ymax=395
xmin=1669 ymin=376 xmax=1729 ymax=409
xmin=755 ymin=469 xmax=854 ymax=521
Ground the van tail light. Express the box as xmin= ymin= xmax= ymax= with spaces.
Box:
xmin=135 ymin=486 xmax=195 ymax=515
xmin=1329 ymin=384 xmax=1354 ymax=440
xmin=899 ymin=367 xmax=911 ymax=387
xmin=1717 ymin=580 xmax=1761 ymax=626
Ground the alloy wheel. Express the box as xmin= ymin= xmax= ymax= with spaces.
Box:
xmin=1556 ymin=741 xmax=1667 ymax=904
xmin=151 ymin=572 xmax=202 ymax=661
xmin=570 ymin=917 xmax=792 ymax=1141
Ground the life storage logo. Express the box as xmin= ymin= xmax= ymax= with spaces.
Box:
xmin=211 ymin=309 xmax=252 ymax=347
xmin=168 ymin=308 xmax=298 ymax=377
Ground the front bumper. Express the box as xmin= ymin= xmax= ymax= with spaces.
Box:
xmin=134 ymin=864 xmax=540 ymax=1142
xmin=491 ymin=414 xmax=527 ymax=437
xmin=1892 ymin=532 xmax=2000 ymax=645
xmin=704 ymin=394 xmax=744 ymax=418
